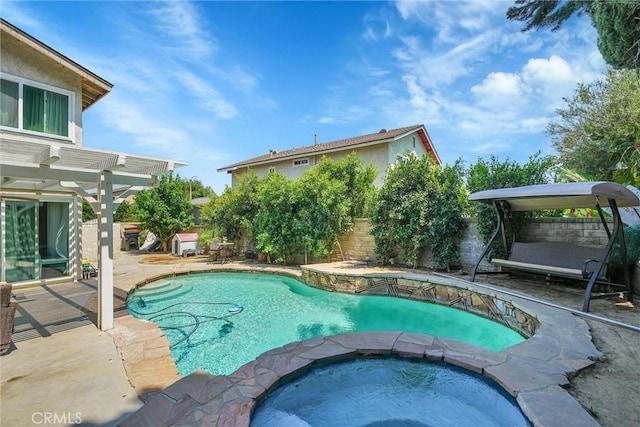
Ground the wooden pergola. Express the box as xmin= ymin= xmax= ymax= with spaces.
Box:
xmin=0 ymin=138 xmax=186 ymax=330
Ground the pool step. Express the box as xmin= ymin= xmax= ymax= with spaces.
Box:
xmin=135 ymin=282 xmax=188 ymax=298
xmin=130 ymin=284 xmax=193 ymax=307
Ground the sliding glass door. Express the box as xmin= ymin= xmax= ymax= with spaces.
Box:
xmin=4 ymin=201 xmax=39 ymax=282
xmin=38 ymin=201 xmax=69 ymax=278
xmin=2 ymin=199 xmax=70 ymax=282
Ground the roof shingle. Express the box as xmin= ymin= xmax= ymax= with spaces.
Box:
xmin=217 ymin=124 xmax=428 ymax=171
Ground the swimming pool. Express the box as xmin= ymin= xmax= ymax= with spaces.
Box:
xmin=127 ymin=272 xmax=524 ymax=376
xmin=251 ymin=358 xmax=531 ymax=426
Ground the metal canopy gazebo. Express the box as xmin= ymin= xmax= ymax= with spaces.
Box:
xmin=468 ymin=181 xmax=639 ymax=312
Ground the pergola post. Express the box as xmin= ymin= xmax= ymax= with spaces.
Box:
xmin=97 ymin=171 xmax=114 ymax=331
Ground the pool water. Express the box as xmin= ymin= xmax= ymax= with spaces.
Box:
xmin=127 ymin=273 xmax=524 ymax=376
xmin=251 ymin=358 xmax=531 ymax=427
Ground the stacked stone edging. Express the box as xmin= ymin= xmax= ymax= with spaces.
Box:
xmin=300 ymin=264 xmax=540 ymax=338
xmin=119 ymin=264 xmax=604 ymax=427
xmin=122 ymin=329 xmax=602 ymax=427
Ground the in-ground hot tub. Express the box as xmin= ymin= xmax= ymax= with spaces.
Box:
xmin=251 ymin=357 xmax=531 ymax=426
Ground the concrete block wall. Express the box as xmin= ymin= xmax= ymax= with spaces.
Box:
xmin=330 ymin=218 xmax=376 ymax=262
xmin=81 ymin=220 xmax=124 ymax=262
xmin=332 ymin=217 xmax=620 ymax=271
xmin=519 ymin=217 xmax=613 ymax=247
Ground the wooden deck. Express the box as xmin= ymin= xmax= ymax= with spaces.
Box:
xmin=10 ymin=279 xmax=128 ymax=342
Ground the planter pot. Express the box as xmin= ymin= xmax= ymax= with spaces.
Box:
xmin=1 ymin=303 xmax=17 ymax=354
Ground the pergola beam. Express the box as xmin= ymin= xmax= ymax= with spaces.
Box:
xmin=0 ymin=163 xmax=158 ymax=186
xmin=114 ymin=186 xmax=144 ymax=205
xmin=35 ymin=145 xmax=61 ymax=165
xmin=60 ymin=181 xmax=99 ymax=210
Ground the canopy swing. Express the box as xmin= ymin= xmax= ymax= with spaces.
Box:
xmin=468 ymin=181 xmax=639 ymax=312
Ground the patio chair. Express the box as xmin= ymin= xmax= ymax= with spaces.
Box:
xmin=82 ymin=259 xmax=98 ymax=279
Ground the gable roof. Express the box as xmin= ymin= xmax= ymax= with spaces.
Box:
xmin=175 ymin=233 xmax=199 ymax=242
xmin=217 ymin=124 xmax=440 ymax=173
xmin=1 ymin=18 xmax=112 ymax=110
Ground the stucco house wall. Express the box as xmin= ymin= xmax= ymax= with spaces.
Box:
xmin=1 ymin=32 xmax=83 ymax=146
xmin=223 ymin=125 xmax=439 ymax=189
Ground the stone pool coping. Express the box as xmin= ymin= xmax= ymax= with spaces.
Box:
xmin=118 ymin=264 xmax=604 ymax=426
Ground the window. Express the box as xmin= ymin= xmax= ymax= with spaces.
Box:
xmin=293 ymin=158 xmax=309 ymax=167
xmin=0 ymin=79 xmax=18 ymax=128
xmin=268 ymin=166 xmax=276 ymax=174
xmin=0 ymin=74 xmax=72 ymax=138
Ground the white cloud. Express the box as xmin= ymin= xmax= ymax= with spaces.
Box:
xmin=319 ymin=116 xmax=337 ymax=124
xmin=395 ymin=0 xmax=503 ymax=45
xmin=470 ymin=72 xmax=527 ymax=109
xmin=369 ymin=83 xmax=393 ymax=97
xmin=392 ymin=26 xmax=503 ymax=89
xmin=148 ymin=0 xmax=216 ymax=60
xmin=472 ymin=72 xmax=524 ymax=98
xmin=96 ymin=95 xmax=190 ymax=157
xmin=520 ymin=117 xmax=549 ymax=133
xmin=522 ymin=55 xmax=573 ymax=86
xmin=174 ymin=71 xmax=238 ymax=119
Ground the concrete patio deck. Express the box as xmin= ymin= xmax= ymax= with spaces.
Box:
xmin=1 ymin=253 xmax=638 ymax=426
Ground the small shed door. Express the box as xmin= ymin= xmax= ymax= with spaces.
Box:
xmin=174 ymin=239 xmax=179 ymax=256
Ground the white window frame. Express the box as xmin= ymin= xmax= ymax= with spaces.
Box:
xmin=293 ymin=158 xmax=309 ymax=167
xmin=268 ymin=166 xmax=276 ymax=174
xmin=0 ymin=72 xmax=75 ymax=142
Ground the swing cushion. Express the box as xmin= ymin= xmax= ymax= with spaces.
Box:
xmin=490 ymin=242 xmax=607 ymax=280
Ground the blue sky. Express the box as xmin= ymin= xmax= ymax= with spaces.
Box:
xmin=3 ymin=0 xmax=607 ymax=194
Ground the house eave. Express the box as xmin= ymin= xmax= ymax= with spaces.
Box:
xmin=218 ymin=138 xmax=397 ymax=173
xmin=1 ymin=18 xmax=113 ymax=110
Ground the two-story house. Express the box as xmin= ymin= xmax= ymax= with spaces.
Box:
xmin=0 ymin=19 xmax=185 ymax=329
xmin=217 ymin=124 xmax=440 ymax=187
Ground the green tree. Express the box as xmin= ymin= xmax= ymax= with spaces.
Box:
xmin=507 ymin=0 xmax=640 ymax=69
xmin=548 ymin=69 xmax=640 ymax=186
xmin=174 ymin=174 xmax=215 ymax=200
xmin=81 ymin=198 xmax=97 ymax=222
xmin=294 ymin=154 xmax=377 ymax=261
xmin=370 ymin=152 xmax=466 ymax=270
xmin=201 ymin=171 xmax=260 ymax=242
xmin=134 ymin=172 xmax=194 ymax=250
xmin=311 ymin=153 xmax=377 ymax=220
xmin=506 ymin=0 xmax=589 ymax=31
xmin=426 ymin=161 xmax=468 ymax=270
xmin=113 ymin=200 xmax=138 ymax=223
xmin=591 ymin=1 xmax=640 ymax=69
xmin=466 ymin=153 xmax=556 ymax=256
xmin=254 ymin=172 xmax=299 ymax=264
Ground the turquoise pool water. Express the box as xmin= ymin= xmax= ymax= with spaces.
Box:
xmin=127 ymin=272 xmax=524 ymax=376
xmin=251 ymin=358 xmax=530 ymax=426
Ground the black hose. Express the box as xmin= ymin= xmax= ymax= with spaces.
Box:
xmin=128 ymin=299 xmax=244 ymax=348
xmin=128 ymin=300 xmax=241 ymax=316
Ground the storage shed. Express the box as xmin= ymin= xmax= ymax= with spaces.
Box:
xmin=171 ymin=233 xmax=199 ymax=257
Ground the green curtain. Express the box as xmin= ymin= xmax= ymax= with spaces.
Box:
xmin=0 ymin=79 xmax=18 ymax=128
xmin=45 ymin=91 xmax=69 ymax=136
xmin=23 ymin=85 xmax=45 ymax=133
xmin=23 ymin=85 xmax=68 ymax=136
